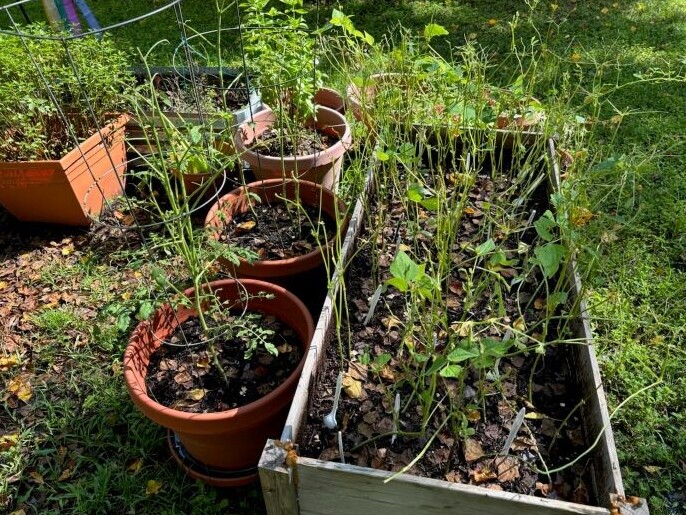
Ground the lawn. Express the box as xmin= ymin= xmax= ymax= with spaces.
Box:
xmin=0 ymin=0 xmax=684 ymax=514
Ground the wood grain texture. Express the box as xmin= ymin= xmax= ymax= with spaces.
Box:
xmin=259 ymin=439 xmax=299 ymax=515
xmin=297 ymin=458 xmax=611 ymax=515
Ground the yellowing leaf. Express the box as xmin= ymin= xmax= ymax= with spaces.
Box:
xmin=235 ymin=220 xmax=256 ymax=233
xmin=381 ymin=315 xmax=402 ymax=331
xmin=643 ymin=465 xmax=662 ymax=474
xmin=186 ymin=389 xmax=206 ymax=401
xmin=121 ymin=292 xmax=132 ymax=301
xmin=0 ymin=433 xmax=19 ymax=451
xmin=8 ymin=376 xmax=32 ymax=402
xmin=571 ymin=51 xmax=582 ymax=63
xmin=61 ymin=246 xmax=74 ymax=256
xmin=524 ymin=411 xmax=548 ymax=420
xmin=0 ymin=280 xmax=7 ymax=290
xmin=513 ymin=317 xmax=526 ymax=333
xmin=487 ymin=18 xmax=498 ymax=26
xmin=145 ymin=479 xmax=163 ymax=496
xmin=600 ymin=6 xmax=609 ymax=14
xmin=127 ymin=458 xmax=143 ymax=473
xmin=342 ymin=374 xmax=363 ymax=399
xmin=0 ymin=356 xmax=20 ymax=371
xmin=397 ymin=243 xmax=411 ymax=252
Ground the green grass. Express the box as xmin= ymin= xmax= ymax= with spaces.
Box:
xmin=0 ymin=0 xmax=685 ymax=513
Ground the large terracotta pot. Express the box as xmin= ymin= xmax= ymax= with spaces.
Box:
xmin=205 ymin=178 xmax=347 ymax=280
xmin=0 ymin=114 xmax=129 ymax=226
xmin=233 ymin=106 xmax=352 ymax=191
xmin=123 ymin=279 xmax=314 ymax=485
xmin=314 ymin=87 xmax=345 ymax=114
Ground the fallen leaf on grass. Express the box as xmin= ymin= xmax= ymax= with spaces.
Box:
xmin=29 ymin=470 xmax=44 ymax=484
xmin=145 ymin=479 xmax=163 ymax=496
xmin=463 ymin=438 xmax=484 ymax=462
xmin=0 ymin=356 xmax=20 ymax=371
xmin=342 ymin=374 xmax=363 ymax=399
xmin=7 ymin=376 xmax=32 ymax=402
xmin=0 ymin=433 xmax=19 ymax=451
xmin=58 ymin=461 xmax=75 ymax=481
xmin=642 ymin=465 xmax=662 ymax=474
xmin=127 ymin=458 xmax=143 ymax=473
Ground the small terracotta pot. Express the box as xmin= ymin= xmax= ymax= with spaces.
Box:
xmin=205 ymin=178 xmax=347 ymax=282
xmin=123 ymin=279 xmax=314 ymax=483
xmin=233 ymin=106 xmax=352 ymax=191
xmin=0 ymin=114 xmax=129 ymax=226
xmin=314 ymin=87 xmax=345 ymax=114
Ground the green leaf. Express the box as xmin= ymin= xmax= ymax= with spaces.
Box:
xmin=138 ymin=302 xmax=155 ymax=320
xmin=386 ymin=276 xmax=409 ymax=293
xmin=534 ymin=243 xmax=566 ymax=279
xmin=425 ymin=356 xmax=447 ymax=376
xmin=475 ymin=239 xmax=496 ymax=257
xmin=447 ymin=346 xmax=480 ymax=363
xmin=439 ymin=364 xmax=463 ymax=378
xmin=424 ymin=23 xmax=449 ymax=41
xmin=389 ymin=251 xmax=421 ymax=283
xmin=482 ymin=338 xmax=511 ymax=358
xmin=534 ymin=210 xmax=557 ymax=242
xmin=420 ymin=197 xmax=439 ymax=212
xmin=373 ymin=353 xmax=392 ymax=369
xmin=547 ymin=291 xmax=568 ymax=309
xmin=116 ymin=312 xmax=130 ymax=333
xmin=151 ymin=267 xmax=168 ymax=288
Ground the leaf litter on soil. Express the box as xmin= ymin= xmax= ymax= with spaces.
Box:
xmin=298 ymin=150 xmax=593 ymax=502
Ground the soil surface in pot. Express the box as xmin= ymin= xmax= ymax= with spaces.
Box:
xmin=248 ymin=126 xmax=339 ymax=157
xmin=150 ymin=73 xmax=251 ymax=114
xmin=218 ymin=200 xmax=337 ymax=261
xmin=298 ymin=155 xmax=595 ymax=504
xmin=146 ymin=313 xmax=301 ymax=413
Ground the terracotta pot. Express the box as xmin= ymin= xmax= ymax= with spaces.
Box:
xmin=0 ymin=114 xmax=129 ymax=226
xmin=205 ymin=178 xmax=347 ymax=280
xmin=233 ymin=106 xmax=352 ymax=191
xmin=170 ymin=141 xmax=240 ymax=197
xmin=123 ymin=279 xmax=314 ymax=484
xmin=314 ymin=87 xmax=345 ymax=114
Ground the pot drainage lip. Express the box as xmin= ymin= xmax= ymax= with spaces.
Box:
xmin=167 ymin=431 xmax=258 ymax=486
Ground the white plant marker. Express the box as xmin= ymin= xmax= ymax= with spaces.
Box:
xmin=337 ymin=431 xmax=345 ymax=464
xmin=500 ymin=407 xmax=527 ymax=456
xmin=391 ymin=393 xmax=401 ymax=445
xmin=323 ymin=371 xmax=343 ymax=430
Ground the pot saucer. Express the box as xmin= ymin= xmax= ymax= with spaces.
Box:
xmin=167 ymin=431 xmax=259 ymax=487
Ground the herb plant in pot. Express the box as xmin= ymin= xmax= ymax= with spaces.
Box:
xmin=123 ymin=143 xmax=315 ymax=485
xmin=0 ymin=25 xmax=132 ymax=226
xmin=204 ymin=178 xmax=348 ymax=314
xmin=235 ymin=0 xmax=352 ymax=191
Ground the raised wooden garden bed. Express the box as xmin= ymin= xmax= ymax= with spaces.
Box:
xmin=258 ymin=130 xmax=648 ymax=515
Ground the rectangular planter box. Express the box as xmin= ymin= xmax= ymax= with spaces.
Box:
xmin=0 ymin=114 xmax=128 ymax=226
xmin=126 ymin=66 xmax=262 ymax=158
xmin=259 ymin=130 xmax=648 ymax=515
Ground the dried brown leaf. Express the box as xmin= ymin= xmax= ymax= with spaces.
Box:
xmin=463 ymin=438 xmax=484 ymax=462
xmin=496 ymin=456 xmax=520 ymax=482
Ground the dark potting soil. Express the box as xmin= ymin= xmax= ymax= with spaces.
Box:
xmin=151 ymin=73 xmax=251 ymax=114
xmin=298 ymin=157 xmax=595 ymax=503
xmin=146 ymin=315 xmax=301 ymax=413
xmin=249 ymin=126 xmax=339 ymax=158
xmin=219 ymin=201 xmax=337 ymax=261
